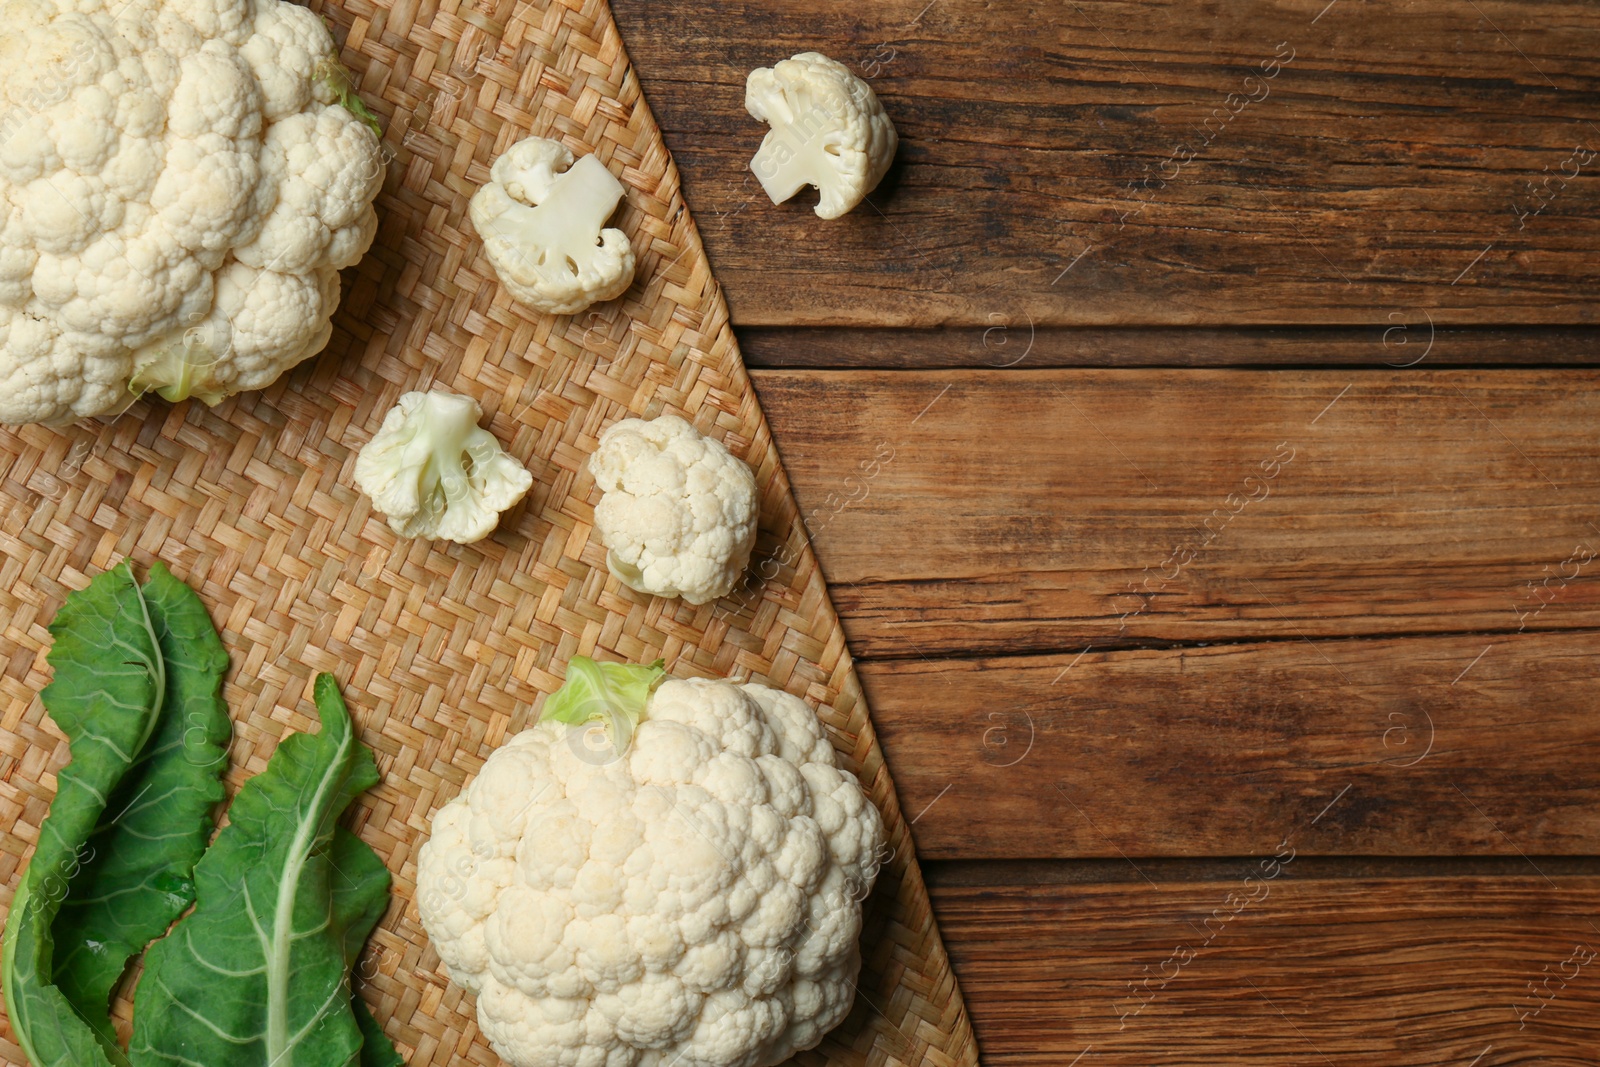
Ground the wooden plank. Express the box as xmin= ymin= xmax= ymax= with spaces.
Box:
xmin=927 ymin=870 xmax=1600 ymax=1066
xmin=612 ymin=0 xmax=1600 ymax=328
xmin=737 ymin=325 xmax=1600 ymax=369
xmin=927 ymin=856 xmax=1600 ymax=884
xmin=749 ymin=368 xmax=1600 ymax=659
xmin=858 ymin=631 xmax=1600 ymax=859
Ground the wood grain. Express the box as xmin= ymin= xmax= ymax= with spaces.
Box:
xmin=610 ymin=0 xmax=1600 ymax=328
xmin=751 ymin=368 xmax=1600 ymax=659
xmin=928 ymin=870 xmax=1600 ymax=1066
xmin=859 ymin=630 xmax=1599 ymax=859
xmin=737 ymin=325 xmax=1600 ymax=369
xmin=600 ymin=0 xmax=1600 ymax=1055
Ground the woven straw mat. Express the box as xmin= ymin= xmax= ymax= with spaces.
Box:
xmin=0 ymin=0 xmax=979 ymax=1065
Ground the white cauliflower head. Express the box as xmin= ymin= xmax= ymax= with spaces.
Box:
xmin=417 ymin=657 xmax=887 ymax=1067
xmin=354 ymin=389 xmax=533 ymax=545
xmin=588 ymin=414 xmax=759 ymax=606
xmin=469 ymin=136 xmax=636 ymax=316
xmin=745 ymin=52 xmax=897 ymax=220
xmin=0 ymin=0 xmax=385 ymax=424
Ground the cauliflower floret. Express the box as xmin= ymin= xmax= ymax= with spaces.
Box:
xmin=469 ymin=135 xmax=636 ymax=317
xmin=588 ymin=415 xmax=759 ymax=606
xmin=0 ymin=307 xmax=128 ymax=421
xmin=417 ymin=659 xmax=886 ymax=1067
xmin=0 ymin=0 xmax=384 ymax=424
xmin=353 ymin=389 xmax=533 ymax=545
xmin=232 ymin=105 xmax=383 ymax=274
xmin=239 ymin=3 xmax=339 ymax=120
xmin=745 ymin=52 xmax=897 ymax=220
xmin=130 ymin=260 xmax=340 ymax=402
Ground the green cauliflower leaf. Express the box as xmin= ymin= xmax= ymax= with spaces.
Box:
xmin=50 ymin=563 xmax=232 ymax=1058
xmin=541 ymin=655 xmax=667 ymax=726
xmin=129 ymin=674 xmax=397 ymax=1067
xmin=2 ymin=563 xmax=168 ymax=1067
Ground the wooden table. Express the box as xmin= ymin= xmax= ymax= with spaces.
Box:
xmin=609 ymin=1 xmax=1600 ymax=1063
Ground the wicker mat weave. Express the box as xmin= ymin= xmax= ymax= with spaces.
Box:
xmin=0 ymin=0 xmax=978 ymax=1064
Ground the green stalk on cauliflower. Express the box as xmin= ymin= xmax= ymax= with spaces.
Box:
xmin=316 ymin=54 xmax=386 ymax=139
xmin=539 ymin=655 xmax=667 ymax=761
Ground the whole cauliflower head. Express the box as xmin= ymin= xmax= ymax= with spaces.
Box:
xmin=469 ymin=136 xmax=636 ymax=316
xmin=745 ymin=52 xmax=897 ymax=220
xmin=0 ymin=0 xmax=385 ymax=424
xmin=417 ymin=657 xmax=887 ymax=1067
xmin=354 ymin=389 xmax=533 ymax=544
xmin=589 ymin=414 xmax=759 ymax=606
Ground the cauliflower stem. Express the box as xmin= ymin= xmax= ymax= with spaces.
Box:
xmin=745 ymin=53 xmax=897 ymax=220
xmin=353 ymin=390 xmax=534 ymax=544
xmin=127 ymin=337 xmax=229 ymax=405
xmin=468 ymin=139 xmax=637 ymax=316
xmin=398 ymin=398 xmax=487 ymax=517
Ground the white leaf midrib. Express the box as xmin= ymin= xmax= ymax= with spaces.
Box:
xmin=265 ymin=724 xmax=352 ymax=1067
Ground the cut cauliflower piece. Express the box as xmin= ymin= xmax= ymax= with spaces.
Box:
xmin=417 ymin=657 xmax=887 ymax=1067
xmin=0 ymin=0 xmax=385 ymax=424
xmin=353 ymin=389 xmax=533 ymax=545
xmin=745 ymin=52 xmax=897 ymax=220
xmin=589 ymin=414 xmax=759 ymax=606
xmin=469 ymin=136 xmax=636 ymax=316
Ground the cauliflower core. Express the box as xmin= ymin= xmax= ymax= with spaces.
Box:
xmin=589 ymin=415 xmax=759 ymax=606
xmin=354 ymin=389 xmax=533 ymax=544
xmin=416 ymin=666 xmax=887 ymax=1067
xmin=470 ymin=136 xmax=637 ymax=316
xmin=0 ymin=0 xmax=385 ymax=424
xmin=745 ymin=53 xmax=897 ymax=220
